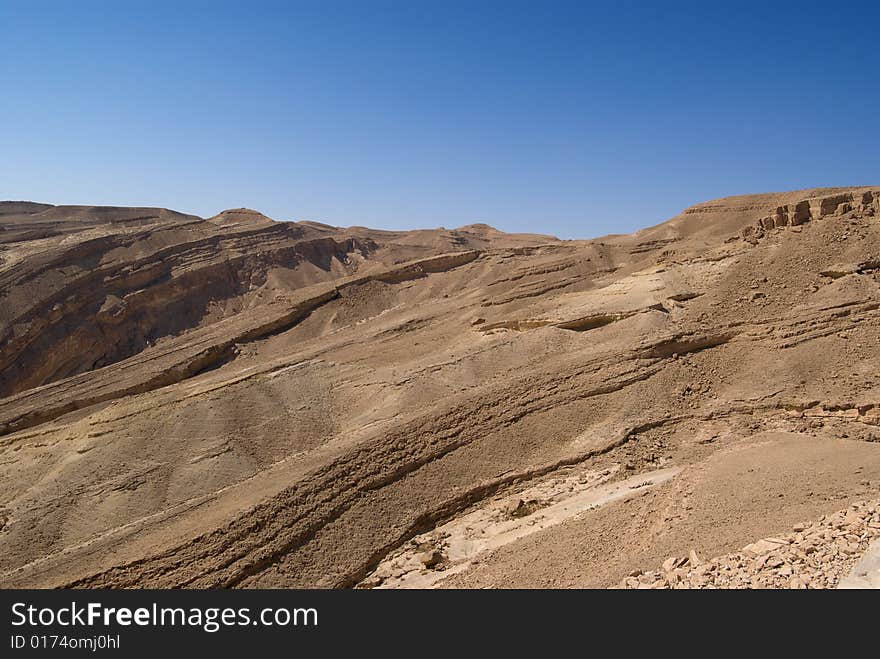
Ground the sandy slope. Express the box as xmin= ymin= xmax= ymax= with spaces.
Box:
xmin=0 ymin=187 xmax=878 ymax=588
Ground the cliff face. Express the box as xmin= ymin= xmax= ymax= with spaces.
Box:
xmin=742 ymin=188 xmax=879 ymax=241
xmin=0 ymin=205 xmax=550 ymax=397
xmin=0 ymin=188 xmax=878 ymax=589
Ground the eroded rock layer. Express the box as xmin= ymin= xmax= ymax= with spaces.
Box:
xmin=0 ymin=187 xmax=878 ymax=589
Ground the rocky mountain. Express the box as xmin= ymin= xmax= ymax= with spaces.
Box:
xmin=0 ymin=187 xmax=878 ymax=589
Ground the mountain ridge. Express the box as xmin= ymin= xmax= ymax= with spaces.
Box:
xmin=1 ymin=185 xmax=878 ymax=589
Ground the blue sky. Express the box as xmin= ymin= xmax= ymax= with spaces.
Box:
xmin=2 ymin=1 xmax=877 ymax=238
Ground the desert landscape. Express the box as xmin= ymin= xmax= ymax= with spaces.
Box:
xmin=0 ymin=187 xmax=878 ymax=589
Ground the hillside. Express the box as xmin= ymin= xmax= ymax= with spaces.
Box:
xmin=0 ymin=187 xmax=878 ymax=589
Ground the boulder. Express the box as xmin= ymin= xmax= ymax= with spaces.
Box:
xmin=416 ymin=549 xmax=445 ymax=569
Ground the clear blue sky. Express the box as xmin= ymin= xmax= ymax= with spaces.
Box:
xmin=2 ymin=1 xmax=877 ymax=238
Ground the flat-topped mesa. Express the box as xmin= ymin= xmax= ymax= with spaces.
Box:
xmin=457 ymin=223 xmax=499 ymax=233
xmin=742 ymin=189 xmax=879 ymax=242
xmin=0 ymin=204 xmax=200 ymax=227
xmin=207 ymin=208 xmax=276 ymax=226
xmin=0 ymin=201 xmax=55 ymax=217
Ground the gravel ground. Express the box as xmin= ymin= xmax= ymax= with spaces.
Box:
xmin=622 ymin=499 xmax=880 ymax=588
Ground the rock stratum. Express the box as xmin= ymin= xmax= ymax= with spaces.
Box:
xmin=0 ymin=187 xmax=878 ymax=589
